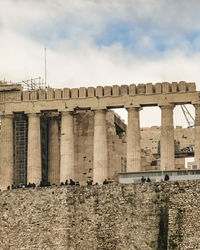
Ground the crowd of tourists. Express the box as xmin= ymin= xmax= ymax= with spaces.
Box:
xmin=4 ymin=175 xmax=171 ymax=191
xmin=141 ymin=174 xmax=170 ymax=183
xmin=6 ymin=178 xmax=110 ymax=191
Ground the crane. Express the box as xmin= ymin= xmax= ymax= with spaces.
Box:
xmin=180 ymin=105 xmax=195 ymax=128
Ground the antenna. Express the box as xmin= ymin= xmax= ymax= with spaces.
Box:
xmin=44 ymin=47 xmax=47 ymax=85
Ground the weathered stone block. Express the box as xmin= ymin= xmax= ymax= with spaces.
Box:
xmin=4 ymin=92 xmax=21 ymax=102
xmin=137 ymin=84 xmax=146 ymax=94
xmin=39 ymin=90 xmax=46 ymax=100
xmin=171 ymin=82 xmax=178 ymax=93
xmin=55 ymin=89 xmax=62 ymax=99
xmin=112 ymin=85 xmax=120 ymax=96
xmin=15 ymin=92 xmax=22 ymax=101
xmin=104 ymin=86 xmax=112 ymax=97
xmin=162 ymin=82 xmax=170 ymax=93
xmin=120 ymin=85 xmax=128 ymax=95
xmin=129 ymin=84 xmax=136 ymax=95
xmin=79 ymin=87 xmax=87 ymax=98
xmin=23 ymin=91 xmax=30 ymax=101
xmin=71 ymin=88 xmax=79 ymax=98
xmin=146 ymin=83 xmax=153 ymax=94
xmin=88 ymin=87 xmax=95 ymax=97
xmin=188 ymin=82 xmax=196 ymax=92
xmin=178 ymin=81 xmax=187 ymax=92
xmin=96 ymin=86 xmax=103 ymax=97
xmin=30 ymin=91 xmax=38 ymax=100
xmin=155 ymin=83 xmax=162 ymax=93
xmin=63 ymin=88 xmax=70 ymax=99
xmin=47 ymin=89 xmax=54 ymax=100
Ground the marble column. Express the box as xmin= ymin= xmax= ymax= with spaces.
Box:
xmin=60 ymin=111 xmax=74 ymax=183
xmin=195 ymin=104 xmax=200 ymax=168
xmin=0 ymin=114 xmax=14 ymax=189
xmin=27 ymin=113 xmax=42 ymax=184
xmin=48 ymin=116 xmax=60 ymax=184
xmin=126 ymin=107 xmax=141 ymax=172
xmin=160 ymin=104 xmax=175 ymax=170
xmin=93 ymin=109 xmax=108 ymax=184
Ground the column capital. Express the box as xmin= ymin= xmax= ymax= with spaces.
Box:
xmin=93 ymin=108 xmax=107 ymax=114
xmin=60 ymin=106 xmax=74 ymax=112
xmin=158 ymin=103 xmax=175 ymax=109
xmin=1 ymin=113 xmax=14 ymax=119
xmin=45 ymin=111 xmax=60 ymax=119
xmin=125 ymin=103 xmax=141 ymax=109
xmin=126 ymin=106 xmax=142 ymax=112
xmin=26 ymin=112 xmax=41 ymax=117
xmin=91 ymin=106 xmax=107 ymax=111
xmin=60 ymin=111 xmax=74 ymax=117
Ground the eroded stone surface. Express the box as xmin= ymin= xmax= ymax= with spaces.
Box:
xmin=0 ymin=181 xmax=200 ymax=249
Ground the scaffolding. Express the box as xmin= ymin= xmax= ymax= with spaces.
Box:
xmin=17 ymin=77 xmax=50 ymax=91
xmin=0 ymin=76 xmax=51 ymax=91
xmin=14 ymin=117 xmax=28 ymax=185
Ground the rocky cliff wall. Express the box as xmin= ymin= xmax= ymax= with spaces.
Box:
xmin=0 ymin=181 xmax=200 ymax=249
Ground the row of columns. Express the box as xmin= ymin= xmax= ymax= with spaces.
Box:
xmin=127 ymin=104 xmax=175 ymax=171
xmin=126 ymin=103 xmax=200 ymax=171
xmin=1 ymin=104 xmax=200 ymax=189
xmin=0 ymin=110 xmax=108 ymax=189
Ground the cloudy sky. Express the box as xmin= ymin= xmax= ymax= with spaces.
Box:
xmin=0 ymin=0 xmax=199 ymax=127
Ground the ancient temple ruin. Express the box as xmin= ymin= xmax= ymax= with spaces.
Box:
xmin=0 ymin=81 xmax=199 ymax=189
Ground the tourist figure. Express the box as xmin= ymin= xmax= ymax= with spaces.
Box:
xmin=39 ymin=180 xmax=45 ymax=187
xmin=87 ymin=179 xmax=93 ymax=185
xmin=141 ymin=176 xmax=146 ymax=183
xmin=147 ymin=177 xmax=151 ymax=182
xmin=27 ymin=182 xmax=31 ymax=188
xmin=103 ymin=179 xmax=109 ymax=184
xmin=65 ymin=179 xmax=68 ymax=185
xmin=164 ymin=174 xmax=170 ymax=181
xmin=70 ymin=179 xmax=75 ymax=185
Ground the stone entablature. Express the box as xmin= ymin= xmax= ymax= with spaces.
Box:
xmin=0 ymin=82 xmax=199 ymax=116
xmin=0 ymin=81 xmax=197 ymax=104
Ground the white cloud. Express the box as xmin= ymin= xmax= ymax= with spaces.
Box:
xmin=0 ymin=0 xmax=199 ymax=127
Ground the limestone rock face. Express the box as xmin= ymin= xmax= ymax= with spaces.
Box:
xmin=0 ymin=181 xmax=200 ymax=249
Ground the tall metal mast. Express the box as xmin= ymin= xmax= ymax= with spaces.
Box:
xmin=45 ymin=47 xmax=47 ymax=85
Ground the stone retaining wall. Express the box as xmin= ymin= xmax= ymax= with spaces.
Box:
xmin=0 ymin=180 xmax=200 ymax=249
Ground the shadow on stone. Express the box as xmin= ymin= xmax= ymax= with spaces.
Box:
xmin=157 ymin=206 xmax=168 ymax=250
